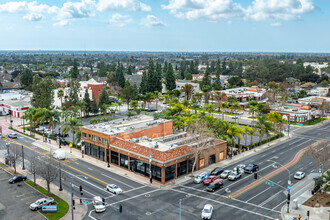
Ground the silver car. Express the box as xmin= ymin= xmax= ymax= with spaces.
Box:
xmin=228 ymin=172 xmax=242 ymax=181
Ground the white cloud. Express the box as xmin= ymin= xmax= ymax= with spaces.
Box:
xmin=53 ymin=20 xmax=70 ymax=27
xmin=56 ymin=0 xmax=96 ymax=21
xmin=98 ymin=0 xmax=151 ymax=12
xmin=271 ymin=22 xmax=282 ymax=26
xmin=109 ymin=13 xmax=133 ymax=27
xmin=0 ymin=1 xmax=58 ymax=14
xmin=245 ymin=0 xmax=315 ymax=21
xmin=141 ymin=15 xmax=166 ymax=27
xmin=162 ymin=0 xmax=244 ymax=21
xmin=23 ymin=13 xmax=44 ymax=21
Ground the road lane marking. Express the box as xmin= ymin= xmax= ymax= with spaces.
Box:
xmin=289 ymin=139 xmax=304 ymax=146
xmin=107 ymin=189 xmax=161 ymax=206
xmin=171 ymin=188 xmax=278 ymax=219
xmin=123 ymin=185 xmax=147 ymax=193
xmin=246 ymin=187 xmax=271 ymax=202
xmin=72 ymin=184 xmax=96 ymax=197
xmin=259 ymin=191 xmax=282 ymax=206
xmin=101 ymin=173 xmax=134 ymax=189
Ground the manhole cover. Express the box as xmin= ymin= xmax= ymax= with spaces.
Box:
xmin=146 ymin=212 xmax=152 ymax=215
xmin=145 ymin=194 xmax=150 ymax=197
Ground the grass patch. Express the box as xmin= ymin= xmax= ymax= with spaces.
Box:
xmin=26 ymin=181 xmax=69 ymax=220
xmin=248 ymin=116 xmax=256 ymax=119
xmin=290 ymin=118 xmax=326 ymax=126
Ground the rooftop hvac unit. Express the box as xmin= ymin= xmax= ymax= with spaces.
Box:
xmin=170 ymin=144 xmax=179 ymax=150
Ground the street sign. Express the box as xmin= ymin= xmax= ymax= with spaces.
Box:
xmin=83 ymin=200 xmax=90 ymax=205
xmin=41 ymin=205 xmax=58 ymax=213
xmin=288 ymin=185 xmax=291 ymax=191
xmin=204 ymin=173 xmax=209 ymax=179
xmin=265 ymin=181 xmax=274 ymax=186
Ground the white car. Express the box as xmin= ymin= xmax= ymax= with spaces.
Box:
xmin=234 ymin=164 xmax=246 ymax=174
xmin=92 ymin=196 xmax=106 ymax=213
xmin=51 ymin=149 xmax=66 ymax=160
xmin=294 ymin=171 xmax=305 ymax=180
xmin=220 ymin=170 xmax=231 ymax=179
xmin=201 ymin=204 xmax=213 ymax=219
xmin=228 ymin=172 xmax=242 ymax=181
xmin=29 ymin=198 xmax=54 ymax=211
xmin=106 ymin=184 xmax=123 ymax=194
xmin=36 ymin=127 xmax=45 ymax=132
xmin=194 ymin=172 xmax=208 ymax=183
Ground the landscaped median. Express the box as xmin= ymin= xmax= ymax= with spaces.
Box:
xmin=26 ymin=181 xmax=69 ymax=220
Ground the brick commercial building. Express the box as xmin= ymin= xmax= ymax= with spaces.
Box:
xmin=81 ymin=116 xmax=227 ymax=184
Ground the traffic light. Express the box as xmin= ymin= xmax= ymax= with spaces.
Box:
xmin=254 ymin=173 xmax=257 ymax=180
xmin=287 ymin=193 xmax=290 ymax=203
xmin=73 ymin=199 xmax=75 ymax=209
xmin=79 ymin=185 xmax=83 ymax=195
xmin=307 ymin=210 xmax=310 ymax=217
xmin=119 ymin=205 xmax=122 ymax=213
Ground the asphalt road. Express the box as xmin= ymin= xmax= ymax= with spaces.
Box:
xmin=0 ymin=122 xmax=329 ymax=220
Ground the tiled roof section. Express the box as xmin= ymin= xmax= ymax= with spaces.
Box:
xmin=311 ymin=98 xmax=324 ymax=102
xmin=301 ymin=105 xmax=311 ymax=110
xmin=247 ymin=86 xmax=262 ymax=92
xmin=111 ymin=138 xmax=195 ymax=162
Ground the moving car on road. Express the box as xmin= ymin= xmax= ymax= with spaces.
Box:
xmin=234 ymin=164 xmax=246 ymax=173
xmin=8 ymin=133 xmax=18 ymax=139
xmin=207 ymin=179 xmax=223 ymax=192
xmin=244 ymin=164 xmax=259 ymax=174
xmin=210 ymin=167 xmax=224 ymax=176
xmin=220 ymin=170 xmax=231 ymax=179
xmin=106 ymin=184 xmax=123 ymax=194
xmin=9 ymin=175 xmax=27 ymax=183
xmin=93 ymin=196 xmax=106 ymax=213
xmin=294 ymin=171 xmax=305 ymax=180
xmin=203 ymin=175 xmax=217 ymax=185
xmin=29 ymin=198 xmax=55 ymax=211
xmin=51 ymin=149 xmax=66 ymax=160
xmin=194 ymin=172 xmax=208 ymax=184
xmin=228 ymin=172 xmax=242 ymax=181
xmin=201 ymin=204 xmax=213 ymax=219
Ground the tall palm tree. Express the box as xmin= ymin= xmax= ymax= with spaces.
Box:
xmin=57 ymin=89 xmax=64 ymax=107
xmin=242 ymin=125 xmax=253 ymax=149
xmin=77 ymin=101 xmax=86 ymax=119
xmin=221 ymin=102 xmax=229 ymax=120
xmin=62 ymin=117 xmax=83 ymax=153
xmin=267 ymin=111 xmax=282 ymax=135
xmin=247 ymin=126 xmax=256 ymax=149
xmin=25 ymin=108 xmax=43 ymax=136
xmin=153 ymin=91 xmax=160 ymax=110
xmin=226 ymin=123 xmax=242 ymax=157
xmin=253 ymin=114 xmax=273 ymax=143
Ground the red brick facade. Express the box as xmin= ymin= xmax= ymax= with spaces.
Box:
xmin=88 ymin=83 xmax=106 ymax=103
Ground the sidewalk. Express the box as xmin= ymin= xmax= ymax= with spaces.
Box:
xmin=0 ymin=157 xmax=87 ymax=220
xmin=280 ymin=182 xmax=330 ymax=220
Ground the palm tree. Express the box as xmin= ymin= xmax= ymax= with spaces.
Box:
xmin=226 ymin=123 xmax=242 ymax=157
xmin=242 ymin=126 xmax=253 ymax=149
xmin=57 ymin=89 xmax=64 ymax=107
xmin=221 ymin=102 xmax=229 ymax=120
xmin=25 ymin=108 xmax=43 ymax=136
xmin=153 ymin=91 xmax=160 ymax=110
xmin=100 ymin=103 xmax=108 ymax=116
xmin=62 ymin=117 xmax=83 ymax=153
xmin=90 ymin=118 xmax=99 ymax=126
xmin=249 ymin=105 xmax=258 ymax=122
xmin=253 ymin=114 xmax=273 ymax=143
xmin=130 ymin=100 xmax=138 ymax=109
xmin=204 ymin=103 xmax=215 ymax=116
xmin=247 ymin=126 xmax=256 ymax=149
xmin=267 ymin=111 xmax=282 ymax=134
xmin=77 ymin=101 xmax=86 ymax=119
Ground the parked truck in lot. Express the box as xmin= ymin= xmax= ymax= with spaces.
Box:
xmin=29 ymin=198 xmax=55 ymax=211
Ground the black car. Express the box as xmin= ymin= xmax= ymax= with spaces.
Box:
xmin=146 ymin=108 xmax=157 ymax=112
xmin=9 ymin=175 xmax=27 ymax=183
xmin=55 ymin=133 xmax=69 ymax=138
xmin=210 ymin=167 xmax=224 ymax=176
xmin=206 ymin=179 xmax=223 ymax=192
xmin=311 ymin=185 xmax=321 ymax=195
xmin=244 ymin=164 xmax=259 ymax=174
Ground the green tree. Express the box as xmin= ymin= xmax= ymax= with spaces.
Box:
xmin=122 ymin=81 xmax=138 ymax=110
xmin=65 ymin=80 xmax=80 ymax=107
xmin=140 ymin=71 xmax=148 ymax=94
xmin=98 ymin=87 xmax=109 ymax=107
xmin=165 ymin=63 xmax=176 ymax=91
xmin=298 ymin=89 xmax=308 ymax=98
xmin=115 ymin=61 xmax=125 ymax=88
xmin=57 ymin=89 xmax=64 ymax=107
xmin=70 ymin=59 xmax=79 ymax=79
xmin=91 ymin=101 xmax=99 ymax=114
xmin=321 ymin=80 xmax=329 ymax=87
xmin=97 ymin=61 xmax=107 ymax=77
xmin=226 ymin=124 xmax=242 ymax=157
xmin=62 ymin=117 xmax=83 ymax=152
xmin=126 ymin=65 xmax=133 ymax=75
xmin=20 ymin=68 xmax=33 ymax=89
xmin=83 ymin=88 xmax=91 ymax=115
xmin=154 ymin=62 xmax=163 ymax=92
xmin=31 ymin=76 xmax=54 ymax=109
xmin=228 ymin=76 xmax=244 ymax=87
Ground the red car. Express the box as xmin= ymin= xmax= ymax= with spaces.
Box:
xmin=203 ymin=175 xmax=217 ymax=185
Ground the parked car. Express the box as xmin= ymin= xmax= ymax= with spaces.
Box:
xmin=35 ymin=127 xmax=45 ymax=132
xmin=194 ymin=172 xmax=208 ymax=184
xmin=146 ymin=108 xmax=157 ymax=112
xmin=9 ymin=175 xmax=27 ymax=183
xmin=232 ymin=116 xmax=238 ymax=119
xmin=210 ymin=167 xmax=224 ymax=176
xmin=203 ymin=175 xmax=217 ymax=185
xmin=294 ymin=171 xmax=305 ymax=180
xmin=201 ymin=204 xmax=213 ymax=219
xmin=106 ymin=184 xmax=123 ymax=194
xmin=93 ymin=196 xmax=106 ymax=213
xmin=311 ymin=185 xmax=321 ymax=195
xmin=51 ymin=149 xmax=66 ymax=160
xmin=220 ymin=170 xmax=231 ymax=179
xmin=8 ymin=133 xmax=18 ymax=139
xmin=228 ymin=172 xmax=242 ymax=181
xmin=55 ymin=133 xmax=69 ymax=138
xmin=29 ymin=198 xmax=55 ymax=211
xmin=244 ymin=164 xmax=259 ymax=174
xmin=207 ymin=179 xmax=223 ymax=192
xmin=234 ymin=164 xmax=246 ymax=173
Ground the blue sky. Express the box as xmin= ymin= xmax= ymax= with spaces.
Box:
xmin=0 ymin=0 xmax=329 ymax=52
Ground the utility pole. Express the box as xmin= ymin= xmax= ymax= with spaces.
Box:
xmin=59 ymin=126 xmax=61 ymax=148
xmin=179 ymin=199 xmax=182 ymax=220
xmin=22 ymin=145 xmax=25 ymax=170
xmin=287 ymin=119 xmax=290 ymax=137
xmin=149 ymin=147 xmax=152 ymax=184
xmin=71 ymin=177 xmax=74 ymax=220
xmin=107 ymin=142 xmax=110 ymax=168
xmin=59 ymin=161 xmax=63 ymax=191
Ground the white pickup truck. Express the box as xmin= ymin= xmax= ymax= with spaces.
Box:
xmin=29 ymin=197 xmax=55 ymax=211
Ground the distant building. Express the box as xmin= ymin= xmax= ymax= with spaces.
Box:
xmin=275 ymin=103 xmax=315 ymax=123
xmin=303 ymin=62 xmax=328 ymax=75
xmin=298 ymin=96 xmax=330 ymax=107
xmin=81 ymin=115 xmax=227 ymax=184
xmin=175 ymin=80 xmax=201 ymax=94
xmin=0 ymin=90 xmax=32 ymax=118
xmin=220 ymin=86 xmax=267 ymax=105
xmin=307 ymin=87 xmax=329 ymax=97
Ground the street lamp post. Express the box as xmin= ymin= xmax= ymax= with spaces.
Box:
xmin=107 ymin=143 xmax=110 ymax=168
xmin=59 ymin=126 xmax=61 ymax=149
xmin=81 ymin=141 xmax=84 ymax=158
xmin=6 ymin=143 xmax=10 ymax=165
xmin=71 ymin=175 xmax=88 ymax=220
xmin=23 ymin=113 xmax=25 ymax=133
xmin=268 ymin=159 xmax=291 ymax=213
xmin=179 ymin=199 xmax=182 ymax=220
xmin=59 ymin=161 xmax=63 ymax=191
xmin=21 ymin=145 xmax=25 ymax=170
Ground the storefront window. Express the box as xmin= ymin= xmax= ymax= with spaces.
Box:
xmin=151 ymin=165 xmax=162 ymax=181
xmin=165 ymin=165 xmax=176 ymax=182
xmin=188 ymin=159 xmax=195 ymax=173
xmin=120 ymin=154 xmax=128 ymax=169
xmin=177 ymin=161 xmax=187 ymax=177
xmin=111 ymin=151 xmax=118 ymax=165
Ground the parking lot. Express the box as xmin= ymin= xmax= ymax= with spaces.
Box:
xmin=0 ymin=167 xmax=44 ymax=220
